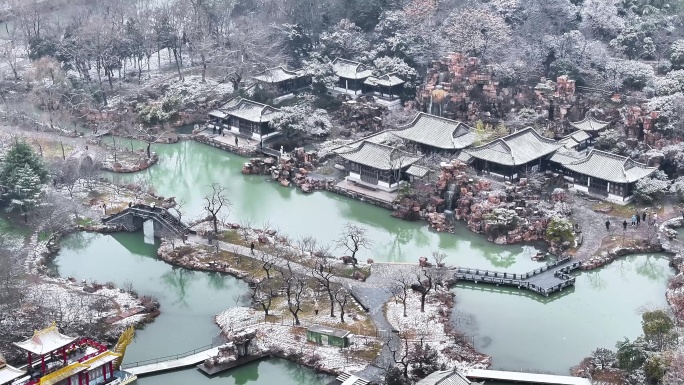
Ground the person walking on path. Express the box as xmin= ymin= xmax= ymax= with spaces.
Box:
xmin=631 ymin=214 xmax=637 ymax=226
xmin=636 ymin=212 xmax=641 ymax=226
xmin=623 ymin=220 xmax=628 ymax=231
xmin=606 ymin=220 xmax=611 ymax=231
xmin=250 ymin=242 xmax=255 ymax=255
xmin=642 ymin=212 xmax=647 ymax=223
xmin=653 ymin=213 xmax=659 ymax=225
xmin=235 ymin=136 xmax=238 ymax=147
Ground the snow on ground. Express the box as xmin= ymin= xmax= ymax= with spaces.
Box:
xmin=385 ymin=289 xmax=490 ymax=369
xmin=216 ymin=306 xmax=377 ymax=374
xmin=24 ymin=276 xmax=144 ymax=327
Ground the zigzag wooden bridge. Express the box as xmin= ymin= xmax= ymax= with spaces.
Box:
xmin=455 ymin=258 xmax=583 ymax=297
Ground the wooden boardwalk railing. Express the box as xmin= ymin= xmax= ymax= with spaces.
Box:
xmin=454 ymin=258 xmax=583 ymax=297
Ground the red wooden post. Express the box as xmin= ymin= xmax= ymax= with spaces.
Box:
xmin=85 ymin=371 xmax=89 ymax=385
xmin=78 ymin=373 xmax=83 ymax=385
xmin=41 ymin=355 xmax=45 ymax=374
xmin=102 ymin=365 xmax=107 ymax=380
xmin=109 ymin=362 xmax=114 ymax=377
xmin=27 ymin=352 xmax=32 ymax=367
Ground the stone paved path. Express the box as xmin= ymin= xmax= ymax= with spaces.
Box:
xmin=572 ymin=198 xmax=682 ymax=260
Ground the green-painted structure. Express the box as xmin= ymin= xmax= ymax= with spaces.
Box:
xmin=306 ymin=325 xmax=350 ymax=348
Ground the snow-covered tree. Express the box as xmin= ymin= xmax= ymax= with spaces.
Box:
xmin=269 ymin=105 xmax=332 ymax=139
xmin=670 ymin=176 xmax=684 ymax=202
xmin=303 ymin=58 xmax=336 ymax=94
xmin=634 ymin=174 xmax=670 ymax=204
xmin=648 ymin=93 xmax=684 ymax=134
xmin=6 ymin=165 xmax=43 ymax=222
xmin=545 ymin=216 xmax=575 ymax=247
xmin=443 ymin=8 xmax=512 ymax=61
xmin=653 ymin=70 xmax=684 ymax=96
xmin=603 ymin=60 xmax=655 ymax=91
xmin=319 ymin=19 xmax=370 ymax=61
xmin=670 ymin=39 xmax=684 ymax=69
xmin=579 ymin=0 xmax=625 ymax=40
xmin=372 ymin=11 xmax=417 ymax=60
xmin=611 ymin=25 xmax=656 ymax=60
xmin=0 ymin=141 xmax=49 ymax=189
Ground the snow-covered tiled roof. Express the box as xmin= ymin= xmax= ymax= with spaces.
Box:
xmin=14 ymin=322 xmax=78 ymax=355
xmin=336 ymin=141 xmax=421 ymax=170
xmin=406 ymin=165 xmax=431 ymax=177
xmin=559 ymin=130 xmax=591 ymax=149
xmin=0 ymin=364 xmax=25 ymax=385
xmin=416 ymin=369 xmax=471 ymax=385
xmin=569 ymin=112 xmax=610 ymax=132
xmin=332 ymin=58 xmax=373 ymax=80
xmin=465 ymin=127 xmax=562 ymax=166
xmin=550 ymin=147 xmax=584 ymax=164
xmin=253 ymin=66 xmax=306 ymax=83
xmin=363 ymin=73 xmax=405 ymax=87
xmin=216 ymin=97 xmax=280 ymax=123
xmin=391 ymin=113 xmax=475 ymax=150
xmin=560 ymin=149 xmax=657 ymax=183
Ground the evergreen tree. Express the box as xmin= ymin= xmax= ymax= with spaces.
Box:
xmin=6 ymin=165 xmax=43 ymax=222
xmin=0 ymin=141 xmax=49 ymax=187
xmin=409 ymin=343 xmax=443 ymax=381
xmin=384 ymin=365 xmax=410 ymax=385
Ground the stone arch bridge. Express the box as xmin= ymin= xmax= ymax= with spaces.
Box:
xmin=102 ymin=204 xmax=192 ymax=239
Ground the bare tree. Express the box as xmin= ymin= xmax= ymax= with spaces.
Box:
xmin=257 ymin=249 xmax=276 ymax=280
xmin=311 ymin=259 xmax=336 ymax=317
xmin=131 ymin=175 xmax=151 ymax=202
xmin=57 ymin=160 xmax=81 ymax=198
xmin=432 ymin=251 xmax=447 ymax=268
xmin=277 ymin=259 xmax=306 ymax=325
xmin=416 ymin=269 xmax=433 ymax=313
xmin=385 ymin=331 xmax=411 ymax=379
xmin=249 ymin=278 xmax=276 ymax=316
xmin=238 ymin=218 xmax=254 ymax=241
xmin=335 ymin=222 xmax=373 ymax=266
xmin=393 ymin=271 xmax=413 ymax=317
xmin=334 ymin=286 xmax=350 ymax=323
xmin=169 ymin=198 xmax=186 ymax=224
xmin=204 ymin=183 xmax=230 ymax=234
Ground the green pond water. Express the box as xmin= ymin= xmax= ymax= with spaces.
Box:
xmin=108 ymin=138 xmax=546 ymax=270
xmin=49 ymin=232 xmax=332 ymax=385
xmin=43 ymin=138 xmax=676 ymax=381
xmin=454 ymin=253 xmax=673 ymax=374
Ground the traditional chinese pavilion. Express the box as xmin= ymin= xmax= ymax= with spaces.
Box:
xmin=8 ymin=323 xmax=136 ymax=385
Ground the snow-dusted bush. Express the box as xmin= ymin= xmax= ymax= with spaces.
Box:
xmin=269 ymin=104 xmax=332 ymax=138
xmin=372 ymin=56 xmax=417 ymax=87
xmin=483 ymin=208 xmax=519 ymax=238
xmin=319 ymin=19 xmax=370 ymax=62
xmin=670 ymin=39 xmax=684 ymax=69
xmin=648 ymin=93 xmax=684 ymax=133
xmin=670 ymin=177 xmax=684 ymax=202
xmin=545 ymin=216 xmax=575 ymax=247
xmin=634 ymin=176 xmax=669 ymax=204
